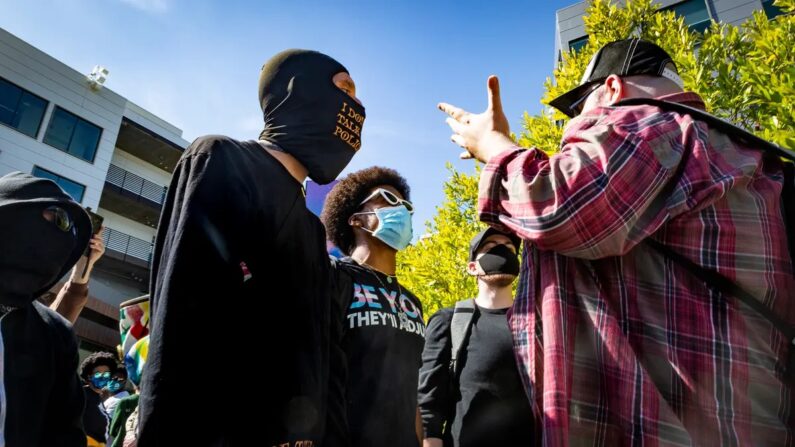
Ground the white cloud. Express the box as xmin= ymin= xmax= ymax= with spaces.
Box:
xmin=118 ymin=0 xmax=169 ymax=14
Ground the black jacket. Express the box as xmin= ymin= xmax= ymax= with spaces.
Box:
xmin=138 ymin=136 xmax=348 ymax=446
xmin=0 ymin=171 xmax=91 ymax=447
xmin=0 ymin=302 xmax=85 ymax=446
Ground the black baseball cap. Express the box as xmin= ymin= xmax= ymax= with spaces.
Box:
xmin=549 ymin=38 xmax=684 ymax=118
xmin=469 ymin=227 xmax=521 ymax=262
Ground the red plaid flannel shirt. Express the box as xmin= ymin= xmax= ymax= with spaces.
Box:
xmin=479 ymin=92 xmax=795 ymax=446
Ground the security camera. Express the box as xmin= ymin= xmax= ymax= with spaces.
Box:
xmin=87 ymin=65 xmax=109 ymax=91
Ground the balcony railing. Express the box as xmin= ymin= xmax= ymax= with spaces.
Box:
xmin=103 ymin=227 xmax=153 ymax=267
xmin=105 ymin=164 xmax=167 ymax=207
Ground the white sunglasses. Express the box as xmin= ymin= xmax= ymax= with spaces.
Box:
xmin=359 ymin=188 xmax=414 ymax=214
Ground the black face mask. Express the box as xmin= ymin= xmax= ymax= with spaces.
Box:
xmin=477 ymin=244 xmax=520 ymax=276
xmin=0 ymin=206 xmax=77 ymax=306
xmin=258 ymin=49 xmax=366 ymax=185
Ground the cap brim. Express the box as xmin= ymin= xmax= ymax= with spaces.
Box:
xmin=548 ymin=81 xmax=600 ymax=118
xmin=469 ymin=227 xmax=521 ymax=261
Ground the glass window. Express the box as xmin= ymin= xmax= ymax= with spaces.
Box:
xmin=14 ymin=92 xmax=48 ymax=137
xmin=57 ymin=178 xmax=86 ymax=203
xmin=44 ymin=108 xmax=77 ymax=151
xmin=43 ymin=107 xmax=102 ymax=162
xmin=569 ymin=35 xmax=589 ymax=52
xmin=762 ymin=0 xmax=785 ymax=19
xmin=0 ymin=80 xmax=21 ymax=125
xmin=0 ymin=77 xmax=48 ymax=138
xmin=664 ymin=0 xmax=711 ymax=33
xmin=71 ymin=119 xmax=102 ymax=161
xmin=31 ymin=166 xmax=86 ymax=203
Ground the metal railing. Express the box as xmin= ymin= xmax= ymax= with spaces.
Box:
xmin=103 ymin=227 xmax=153 ymax=265
xmin=105 ymin=164 xmax=167 ymax=206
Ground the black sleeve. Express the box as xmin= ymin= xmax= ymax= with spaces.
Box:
xmin=323 ymin=260 xmax=353 ymax=446
xmin=147 ymin=137 xmax=249 ymax=317
xmin=417 ymin=308 xmax=454 ymax=439
xmin=139 ymin=137 xmax=249 ymax=443
xmin=43 ymin=320 xmax=86 ymax=446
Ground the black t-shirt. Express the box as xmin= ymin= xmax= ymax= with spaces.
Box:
xmin=139 ymin=136 xmax=346 ymax=446
xmin=333 ymin=258 xmax=425 ymax=447
xmin=418 ymin=305 xmax=534 ymax=447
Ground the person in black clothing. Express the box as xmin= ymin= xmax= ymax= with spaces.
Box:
xmin=0 ymin=171 xmax=91 ymax=447
xmin=321 ymin=167 xmax=425 ymax=447
xmin=137 ymin=49 xmax=365 ymax=446
xmin=418 ymin=228 xmax=534 ymax=447
xmin=79 ymin=351 xmax=119 ymax=445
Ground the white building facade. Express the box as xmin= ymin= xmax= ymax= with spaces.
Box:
xmin=0 ymin=26 xmax=189 ymax=352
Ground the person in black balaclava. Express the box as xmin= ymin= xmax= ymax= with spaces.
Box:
xmin=0 ymin=171 xmax=92 ymax=447
xmin=418 ymin=227 xmax=535 ymax=447
xmin=138 ymin=49 xmax=365 ymax=446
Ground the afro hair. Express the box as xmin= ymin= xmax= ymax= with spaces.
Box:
xmin=79 ymin=351 xmax=119 ymax=382
xmin=321 ymin=166 xmax=410 ymax=255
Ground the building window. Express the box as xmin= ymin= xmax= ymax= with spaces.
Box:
xmin=663 ymin=0 xmax=711 ymax=33
xmin=762 ymin=0 xmax=785 ymax=19
xmin=0 ymin=77 xmax=48 ymax=138
xmin=569 ymin=35 xmax=589 ymax=52
xmin=43 ymin=107 xmax=102 ymax=163
xmin=32 ymin=166 xmax=86 ymax=202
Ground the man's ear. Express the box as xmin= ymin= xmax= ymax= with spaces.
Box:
xmin=466 ymin=261 xmax=479 ymax=276
xmin=604 ymin=74 xmax=626 ymax=105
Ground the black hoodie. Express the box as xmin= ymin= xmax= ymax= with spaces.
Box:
xmin=0 ymin=172 xmax=91 ymax=447
xmin=139 ymin=50 xmax=357 ymax=447
xmin=138 ymin=136 xmax=349 ymax=446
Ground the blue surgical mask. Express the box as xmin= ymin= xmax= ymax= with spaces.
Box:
xmin=105 ymin=379 xmax=124 ymax=394
xmin=353 ymin=205 xmax=413 ymax=250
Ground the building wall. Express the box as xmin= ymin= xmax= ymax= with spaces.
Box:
xmin=98 ymin=207 xmax=157 ymax=242
xmin=0 ymin=26 xmax=188 ymax=349
xmin=111 ymin=149 xmax=171 ymax=187
xmin=87 ymin=270 xmax=147 ymax=308
xmin=554 ymin=0 xmax=766 ymax=64
xmin=0 ymin=27 xmax=126 ymax=209
xmin=123 ymin=100 xmax=187 ymax=149
xmin=713 ymin=0 xmax=764 ymax=25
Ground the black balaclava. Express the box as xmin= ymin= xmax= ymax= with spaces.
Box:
xmin=258 ymin=49 xmax=366 ymax=184
xmin=0 ymin=172 xmax=91 ymax=307
xmin=477 ymin=244 xmax=520 ymax=276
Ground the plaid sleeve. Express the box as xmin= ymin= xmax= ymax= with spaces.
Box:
xmin=478 ymin=116 xmax=683 ymax=259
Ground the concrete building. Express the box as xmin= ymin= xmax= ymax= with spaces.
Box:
xmin=0 ymin=26 xmax=189 ymax=355
xmin=554 ymin=0 xmax=786 ymax=65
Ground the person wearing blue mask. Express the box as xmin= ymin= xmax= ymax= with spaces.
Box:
xmin=102 ymin=367 xmax=129 ymax=421
xmin=321 ymin=166 xmax=425 ymax=447
xmin=79 ymin=351 xmax=118 ymax=446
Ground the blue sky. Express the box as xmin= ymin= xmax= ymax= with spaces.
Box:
xmin=1 ymin=0 xmax=574 ymax=232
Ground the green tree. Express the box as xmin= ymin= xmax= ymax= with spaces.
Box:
xmin=397 ymin=164 xmax=482 ymax=319
xmin=399 ymin=0 xmax=795 ymax=318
